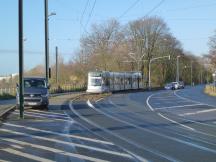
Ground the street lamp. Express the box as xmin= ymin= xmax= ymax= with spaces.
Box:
xmin=148 ymin=55 xmax=170 ymax=90
xmin=49 ymin=12 xmax=56 ymax=17
xmin=44 ymin=0 xmax=56 ymax=84
xmin=176 ymin=55 xmax=180 ymax=82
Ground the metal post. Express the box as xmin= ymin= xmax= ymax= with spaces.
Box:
xmin=55 ymin=46 xmax=58 ymax=84
xmin=176 ymin=56 xmax=180 ymax=82
xmin=201 ymin=67 xmax=203 ymax=84
xmin=148 ymin=61 xmax=151 ymax=90
xmin=191 ymin=61 xmax=193 ymax=86
xmin=18 ymin=0 xmax=24 ymax=119
xmin=45 ymin=0 xmax=49 ymax=83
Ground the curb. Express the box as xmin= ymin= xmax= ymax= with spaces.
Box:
xmin=0 ymin=106 xmax=16 ymax=119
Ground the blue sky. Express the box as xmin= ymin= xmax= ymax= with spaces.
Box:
xmin=1 ymin=0 xmax=216 ymax=75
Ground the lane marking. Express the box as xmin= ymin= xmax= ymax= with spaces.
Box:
xmin=12 ymin=111 xmax=69 ymax=122
xmin=70 ymin=101 xmax=151 ymax=162
xmin=11 ymin=144 xmax=24 ymax=149
xmin=1 ymin=138 xmax=109 ymax=162
xmin=107 ymin=98 xmax=216 ymax=147
xmin=1 ymin=148 xmax=55 ymax=162
xmin=96 ymin=98 xmax=104 ymax=103
xmin=179 ymin=108 xmax=216 ymax=116
xmin=146 ymin=92 xmax=216 ymax=140
xmin=146 ymin=94 xmax=155 ymax=111
xmin=0 ymin=128 xmax=127 ymax=158
xmin=146 ymin=92 xmax=196 ymax=131
xmin=14 ymin=110 xmax=70 ymax=120
xmin=92 ymin=99 xmax=216 ymax=155
xmin=157 ymin=113 xmax=195 ymax=131
xmin=154 ymin=103 xmax=203 ymax=110
xmin=87 ymin=100 xmax=198 ymax=162
xmin=3 ymin=123 xmax=114 ymax=145
xmin=174 ymin=90 xmax=216 ymax=108
xmin=28 ymin=109 xmax=69 ymax=116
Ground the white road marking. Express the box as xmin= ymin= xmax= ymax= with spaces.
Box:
xmin=146 ymin=94 xmax=155 ymax=111
xmin=107 ymin=98 xmax=216 ymax=147
xmin=107 ymin=97 xmax=216 ymax=154
xmin=1 ymin=148 xmax=55 ymax=162
xmin=179 ymin=108 xmax=216 ymax=116
xmin=15 ymin=110 xmax=70 ymax=120
xmin=146 ymin=92 xmax=216 ymax=139
xmin=12 ymin=111 xmax=69 ymax=122
xmin=0 ymin=160 xmax=11 ymax=162
xmin=3 ymin=123 xmax=114 ymax=145
xmin=174 ymin=90 xmax=216 ymax=108
xmin=11 ymin=144 xmax=24 ymax=149
xmin=146 ymin=92 xmax=196 ymax=131
xmin=151 ymin=96 xmax=177 ymax=99
xmin=29 ymin=109 xmax=67 ymax=116
xmin=154 ymin=103 xmax=203 ymax=110
xmin=157 ymin=113 xmax=195 ymax=131
xmin=0 ymin=128 xmax=128 ymax=158
xmin=87 ymin=100 xmax=216 ymax=160
xmin=96 ymin=98 xmax=104 ymax=103
xmin=70 ymin=101 xmax=149 ymax=162
xmin=1 ymin=138 xmax=109 ymax=162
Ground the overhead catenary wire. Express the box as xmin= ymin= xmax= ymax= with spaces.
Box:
xmin=80 ymin=0 xmax=90 ymax=24
xmin=144 ymin=0 xmax=165 ymax=17
xmin=118 ymin=0 xmax=141 ymax=19
xmin=83 ymin=0 xmax=97 ymax=33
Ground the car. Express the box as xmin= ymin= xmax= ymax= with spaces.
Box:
xmin=164 ymin=83 xmax=174 ymax=90
xmin=178 ymin=81 xmax=185 ymax=89
xmin=16 ymin=77 xmax=49 ymax=109
xmin=164 ymin=82 xmax=180 ymax=90
xmin=172 ymin=82 xmax=180 ymax=90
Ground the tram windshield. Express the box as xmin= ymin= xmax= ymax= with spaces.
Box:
xmin=90 ymin=78 xmax=102 ymax=86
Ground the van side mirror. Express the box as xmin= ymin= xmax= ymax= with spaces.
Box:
xmin=16 ymin=83 xmax=19 ymax=88
xmin=47 ymin=84 xmax=51 ymax=89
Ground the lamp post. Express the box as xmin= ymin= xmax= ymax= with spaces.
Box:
xmin=184 ymin=60 xmax=193 ymax=86
xmin=176 ymin=55 xmax=180 ymax=82
xmin=44 ymin=0 xmax=56 ymax=83
xmin=191 ymin=61 xmax=193 ymax=86
xmin=18 ymin=0 xmax=24 ymax=119
xmin=148 ymin=55 xmax=170 ymax=90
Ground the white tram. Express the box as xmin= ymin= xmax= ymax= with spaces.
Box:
xmin=86 ymin=71 xmax=143 ymax=93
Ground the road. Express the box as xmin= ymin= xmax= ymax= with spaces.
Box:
xmin=0 ymin=86 xmax=216 ymax=161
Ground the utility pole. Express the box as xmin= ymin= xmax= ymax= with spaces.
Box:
xmin=176 ymin=56 xmax=180 ymax=82
xmin=191 ymin=61 xmax=193 ymax=86
xmin=55 ymin=46 xmax=58 ymax=84
xmin=18 ymin=0 xmax=24 ymax=119
xmin=44 ymin=0 xmax=49 ymax=83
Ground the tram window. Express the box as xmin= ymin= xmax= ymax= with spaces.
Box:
xmin=91 ymin=78 xmax=102 ymax=86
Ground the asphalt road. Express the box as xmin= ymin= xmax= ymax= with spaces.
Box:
xmin=0 ymin=86 xmax=216 ymax=162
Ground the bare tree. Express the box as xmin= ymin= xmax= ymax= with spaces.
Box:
xmin=126 ymin=16 xmax=170 ymax=85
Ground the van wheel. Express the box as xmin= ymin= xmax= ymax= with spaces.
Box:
xmin=41 ymin=105 xmax=48 ymax=110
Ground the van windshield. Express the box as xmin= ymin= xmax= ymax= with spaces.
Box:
xmin=24 ymin=79 xmax=46 ymax=88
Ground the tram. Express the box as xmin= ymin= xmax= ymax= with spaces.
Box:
xmin=86 ymin=71 xmax=143 ymax=93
